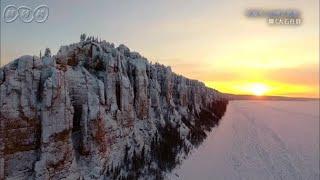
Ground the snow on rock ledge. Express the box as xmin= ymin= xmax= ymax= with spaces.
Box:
xmin=0 ymin=37 xmax=228 ymax=179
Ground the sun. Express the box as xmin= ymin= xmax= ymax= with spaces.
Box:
xmin=250 ymin=83 xmax=269 ymax=96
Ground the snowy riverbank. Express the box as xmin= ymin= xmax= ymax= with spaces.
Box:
xmin=170 ymin=100 xmax=319 ymax=180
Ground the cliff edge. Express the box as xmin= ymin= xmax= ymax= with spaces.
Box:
xmin=0 ymin=36 xmax=228 ymax=179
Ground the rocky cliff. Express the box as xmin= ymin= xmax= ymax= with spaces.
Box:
xmin=0 ymin=37 xmax=228 ymax=180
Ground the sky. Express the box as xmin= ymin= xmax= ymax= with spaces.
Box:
xmin=1 ymin=0 xmax=319 ymax=98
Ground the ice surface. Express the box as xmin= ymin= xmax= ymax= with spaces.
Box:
xmin=170 ymin=100 xmax=319 ymax=180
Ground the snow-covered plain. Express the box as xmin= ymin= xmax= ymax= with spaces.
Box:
xmin=170 ymin=100 xmax=319 ymax=180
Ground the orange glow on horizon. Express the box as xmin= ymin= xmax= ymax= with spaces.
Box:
xmin=205 ymin=81 xmax=319 ymax=98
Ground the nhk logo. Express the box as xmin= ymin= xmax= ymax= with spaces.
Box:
xmin=3 ymin=4 xmax=49 ymax=23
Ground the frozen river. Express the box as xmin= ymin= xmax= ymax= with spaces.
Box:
xmin=170 ymin=100 xmax=319 ymax=180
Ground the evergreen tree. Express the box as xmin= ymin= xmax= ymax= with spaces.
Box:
xmin=44 ymin=48 xmax=51 ymax=57
xmin=80 ymin=33 xmax=86 ymax=41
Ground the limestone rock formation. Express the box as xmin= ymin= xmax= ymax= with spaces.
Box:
xmin=0 ymin=37 xmax=228 ymax=179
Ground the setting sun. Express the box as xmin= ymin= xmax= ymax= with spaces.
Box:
xmin=250 ymin=83 xmax=269 ymax=96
